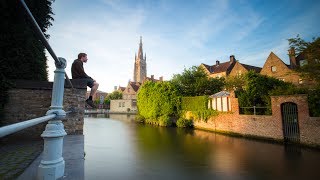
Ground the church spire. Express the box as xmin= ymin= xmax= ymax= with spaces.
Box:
xmin=138 ymin=36 xmax=143 ymax=60
xmin=133 ymin=36 xmax=147 ymax=83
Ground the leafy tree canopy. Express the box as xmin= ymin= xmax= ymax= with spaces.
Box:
xmin=0 ymin=0 xmax=54 ymax=119
xmin=104 ymin=91 xmax=122 ymax=104
xmin=235 ymin=71 xmax=292 ymax=114
xmin=171 ymin=66 xmax=225 ymax=96
xmin=288 ymin=35 xmax=320 ymax=85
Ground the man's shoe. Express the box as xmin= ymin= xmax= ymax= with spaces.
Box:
xmin=86 ymin=99 xmax=96 ymax=108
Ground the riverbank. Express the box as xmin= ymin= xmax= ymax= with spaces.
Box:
xmin=85 ymin=109 xmax=137 ymax=115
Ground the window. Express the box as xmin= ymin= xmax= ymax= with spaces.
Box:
xmin=122 ymin=102 xmax=125 ymax=107
xmin=271 ymin=66 xmax=277 ymax=72
xmin=132 ymin=100 xmax=137 ymax=106
xmin=119 ymin=102 xmax=121 ymax=107
xmin=236 ymin=70 xmax=242 ymax=76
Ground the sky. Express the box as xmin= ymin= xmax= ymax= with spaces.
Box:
xmin=45 ymin=0 xmax=320 ymax=93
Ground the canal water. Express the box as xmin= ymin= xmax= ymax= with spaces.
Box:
xmin=84 ymin=114 xmax=320 ymax=180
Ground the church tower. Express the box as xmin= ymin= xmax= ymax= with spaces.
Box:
xmin=133 ymin=36 xmax=147 ymax=83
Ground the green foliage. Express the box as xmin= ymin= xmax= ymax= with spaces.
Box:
xmin=180 ymin=96 xmax=218 ymax=122
xmin=0 ymin=0 xmax=54 ymax=81
xmin=108 ymin=91 xmax=123 ymax=100
xmin=158 ymin=115 xmax=172 ymax=127
xmin=181 ymin=96 xmax=208 ymax=111
xmin=176 ymin=117 xmax=193 ymax=128
xmin=192 ymin=110 xmax=219 ymax=122
xmin=0 ymin=0 xmax=54 ymax=119
xmin=137 ymin=81 xmax=181 ymax=126
xmin=308 ymin=88 xmax=320 ymax=117
xmin=224 ymin=74 xmax=246 ymax=91
xmin=135 ymin=114 xmax=145 ymax=123
xmin=104 ymin=91 xmax=122 ymax=104
xmin=171 ymin=66 xmax=225 ymax=96
xmin=236 ymin=71 xmax=292 ymax=115
xmin=288 ymin=35 xmax=320 ymax=85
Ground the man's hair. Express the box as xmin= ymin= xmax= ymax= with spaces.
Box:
xmin=78 ymin=53 xmax=87 ymax=59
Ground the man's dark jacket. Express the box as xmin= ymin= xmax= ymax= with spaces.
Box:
xmin=71 ymin=59 xmax=91 ymax=79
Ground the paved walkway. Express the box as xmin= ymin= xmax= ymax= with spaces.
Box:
xmin=0 ymin=139 xmax=43 ymax=179
xmin=16 ymin=135 xmax=84 ymax=180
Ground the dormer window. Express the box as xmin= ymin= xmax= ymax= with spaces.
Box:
xmin=271 ymin=66 xmax=277 ymax=72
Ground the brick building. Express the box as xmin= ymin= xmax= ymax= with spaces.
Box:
xmin=260 ymin=51 xmax=313 ymax=86
xmin=200 ymin=55 xmax=236 ymax=78
xmin=229 ymin=61 xmax=261 ymax=77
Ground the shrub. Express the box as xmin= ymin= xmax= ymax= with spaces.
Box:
xmin=135 ymin=114 xmax=145 ymax=123
xmin=176 ymin=117 xmax=193 ymax=128
xmin=158 ymin=115 xmax=172 ymax=127
xmin=137 ymin=81 xmax=181 ymax=126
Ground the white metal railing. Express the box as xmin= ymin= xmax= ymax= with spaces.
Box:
xmin=0 ymin=0 xmax=76 ymax=179
xmin=0 ymin=114 xmax=56 ymax=138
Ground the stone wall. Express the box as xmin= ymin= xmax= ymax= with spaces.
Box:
xmin=2 ymin=80 xmax=87 ymax=140
xmin=193 ymin=94 xmax=320 ymax=147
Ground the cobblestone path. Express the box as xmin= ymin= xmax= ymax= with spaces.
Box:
xmin=0 ymin=140 xmax=43 ymax=179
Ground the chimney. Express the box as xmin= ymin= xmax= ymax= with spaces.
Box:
xmin=288 ymin=47 xmax=297 ymax=68
xmin=230 ymin=55 xmax=235 ymax=63
xmin=151 ymin=75 xmax=154 ymax=80
xmin=216 ymin=60 xmax=220 ymax=65
xmin=159 ymin=76 xmax=163 ymax=81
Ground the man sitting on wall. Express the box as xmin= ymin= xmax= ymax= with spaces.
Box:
xmin=71 ymin=53 xmax=99 ymax=108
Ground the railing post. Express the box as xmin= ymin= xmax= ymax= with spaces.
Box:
xmin=38 ymin=58 xmax=67 ymax=180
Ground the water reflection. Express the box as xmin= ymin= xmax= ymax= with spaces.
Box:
xmin=84 ymin=114 xmax=320 ymax=180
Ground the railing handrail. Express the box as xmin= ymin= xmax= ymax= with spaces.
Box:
xmin=19 ymin=0 xmax=74 ymax=89
xmin=0 ymin=114 xmax=56 ymax=138
xmin=240 ymin=106 xmax=269 ymax=109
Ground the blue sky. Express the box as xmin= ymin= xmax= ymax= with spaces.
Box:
xmin=46 ymin=0 xmax=320 ymax=92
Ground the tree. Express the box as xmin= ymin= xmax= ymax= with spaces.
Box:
xmin=104 ymin=91 xmax=122 ymax=104
xmin=236 ymin=71 xmax=292 ymax=114
xmin=0 ymin=0 xmax=54 ymax=119
xmin=288 ymin=35 xmax=320 ymax=85
xmin=171 ymin=66 xmax=225 ymax=96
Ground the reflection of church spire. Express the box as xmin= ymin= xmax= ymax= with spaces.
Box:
xmin=133 ymin=36 xmax=147 ymax=83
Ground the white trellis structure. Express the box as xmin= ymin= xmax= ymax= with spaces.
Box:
xmin=209 ymin=91 xmax=231 ymax=112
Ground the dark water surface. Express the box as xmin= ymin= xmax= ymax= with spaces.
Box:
xmin=84 ymin=114 xmax=320 ymax=180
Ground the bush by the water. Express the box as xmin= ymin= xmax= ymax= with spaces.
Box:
xmin=176 ymin=117 xmax=193 ymax=128
xmin=137 ymin=81 xmax=181 ymax=126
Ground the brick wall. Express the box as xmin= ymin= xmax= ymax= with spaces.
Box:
xmin=229 ymin=62 xmax=248 ymax=77
xmin=193 ymin=94 xmax=320 ymax=147
xmin=2 ymin=80 xmax=87 ymax=140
